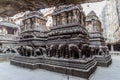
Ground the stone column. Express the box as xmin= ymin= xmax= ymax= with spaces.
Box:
xmin=24 ymin=21 xmax=27 ymax=30
xmin=83 ymin=15 xmax=86 ymax=26
xmin=111 ymin=44 xmax=114 ymax=51
xmin=76 ymin=10 xmax=80 ymax=23
xmin=57 ymin=15 xmax=60 ymax=25
xmin=53 ymin=15 xmax=57 ymax=26
xmin=81 ymin=13 xmax=84 ymax=26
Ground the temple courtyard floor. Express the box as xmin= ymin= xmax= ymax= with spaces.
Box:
xmin=0 ymin=55 xmax=119 ymax=80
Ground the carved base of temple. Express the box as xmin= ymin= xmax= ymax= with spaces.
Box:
xmin=94 ymin=55 xmax=112 ymax=67
xmin=11 ymin=56 xmax=97 ymax=79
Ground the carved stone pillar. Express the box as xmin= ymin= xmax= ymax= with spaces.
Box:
xmin=76 ymin=10 xmax=80 ymax=23
xmin=56 ymin=15 xmax=60 ymax=25
xmin=53 ymin=16 xmax=56 ymax=26
xmin=81 ymin=13 xmax=84 ymax=26
xmin=83 ymin=15 xmax=86 ymax=27
xmin=92 ymin=19 xmax=96 ymax=32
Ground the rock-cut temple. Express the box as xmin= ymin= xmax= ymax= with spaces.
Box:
xmin=11 ymin=4 xmax=112 ymax=79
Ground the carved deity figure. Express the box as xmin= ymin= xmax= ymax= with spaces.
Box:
xmin=61 ymin=13 xmax=67 ymax=25
xmin=68 ymin=12 xmax=72 ymax=23
xmin=26 ymin=19 xmax=31 ymax=30
xmin=72 ymin=10 xmax=77 ymax=22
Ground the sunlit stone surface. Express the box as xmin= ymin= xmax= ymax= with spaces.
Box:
xmin=0 ymin=56 xmax=119 ymax=80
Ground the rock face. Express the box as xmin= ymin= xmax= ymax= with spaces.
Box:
xmin=0 ymin=0 xmax=103 ymax=17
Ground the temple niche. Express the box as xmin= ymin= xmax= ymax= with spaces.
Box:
xmin=86 ymin=11 xmax=112 ymax=66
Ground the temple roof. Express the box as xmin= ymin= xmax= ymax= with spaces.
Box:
xmin=53 ymin=4 xmax=83 ymax=15
xmin=0 ymin=21 xmax=19 ymax=29
xmin=23 ymin=11 xmax=47 ymax=21
xmin=86 ymin=11 xmax=99 ymax=21
xmin=0 ymin=0 xmax=103 ymax=17
xmin=87 ymin=11 xmax=97 ymax=17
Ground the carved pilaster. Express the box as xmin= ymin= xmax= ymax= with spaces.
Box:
xmin=56 ymin=15 xmax=60 ymax=25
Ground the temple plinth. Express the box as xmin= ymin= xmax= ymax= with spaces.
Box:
xmin=86 ymin=11 xmax=112 ymax=67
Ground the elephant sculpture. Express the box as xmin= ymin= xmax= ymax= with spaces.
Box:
xmin=35 ymin=47 xmax=47 ymax=57
xmin=16 ymin=46 xmax=24 ymax=56
xmin=57 ymin=44 xmax=81 ymax=59
xmin=47 ymin=44 xmax=81 ymax=59
xmin=16 ymin=46 xmax=33 ymax=57
xmin=68 ymin=44 xmax=80 ymax=59
xmin=48 ymin=45 xmax=58 ymax=57
xmin=98 ymin=47 xmax=104 ymax=55
xmin=57 ymin=44 xmax=68 ymax=58
xmin=81 ymin=45 xmax=91 ymax=58
xmin=92 ymin=47 xmax=99 ymax=55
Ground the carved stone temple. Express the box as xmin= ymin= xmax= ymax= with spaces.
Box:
xmin=86 ymin=11 xmax=112 ymax=66
xmin=11 ymin=5 xmax=111 ymax=79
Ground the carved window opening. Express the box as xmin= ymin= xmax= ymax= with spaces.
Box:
xmin=7 ymin=27 xmax=15 ymax=34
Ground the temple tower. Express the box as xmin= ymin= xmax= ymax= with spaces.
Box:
xmin=18 ymin=11 xmax=48 ymax=57
xmin=48 ymin=4 xmax=89 ymax=58
xmin=86 ymin=11 xmax=112 ymax=66
xmin=86 ymin=11 xmax=105 ymax=47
